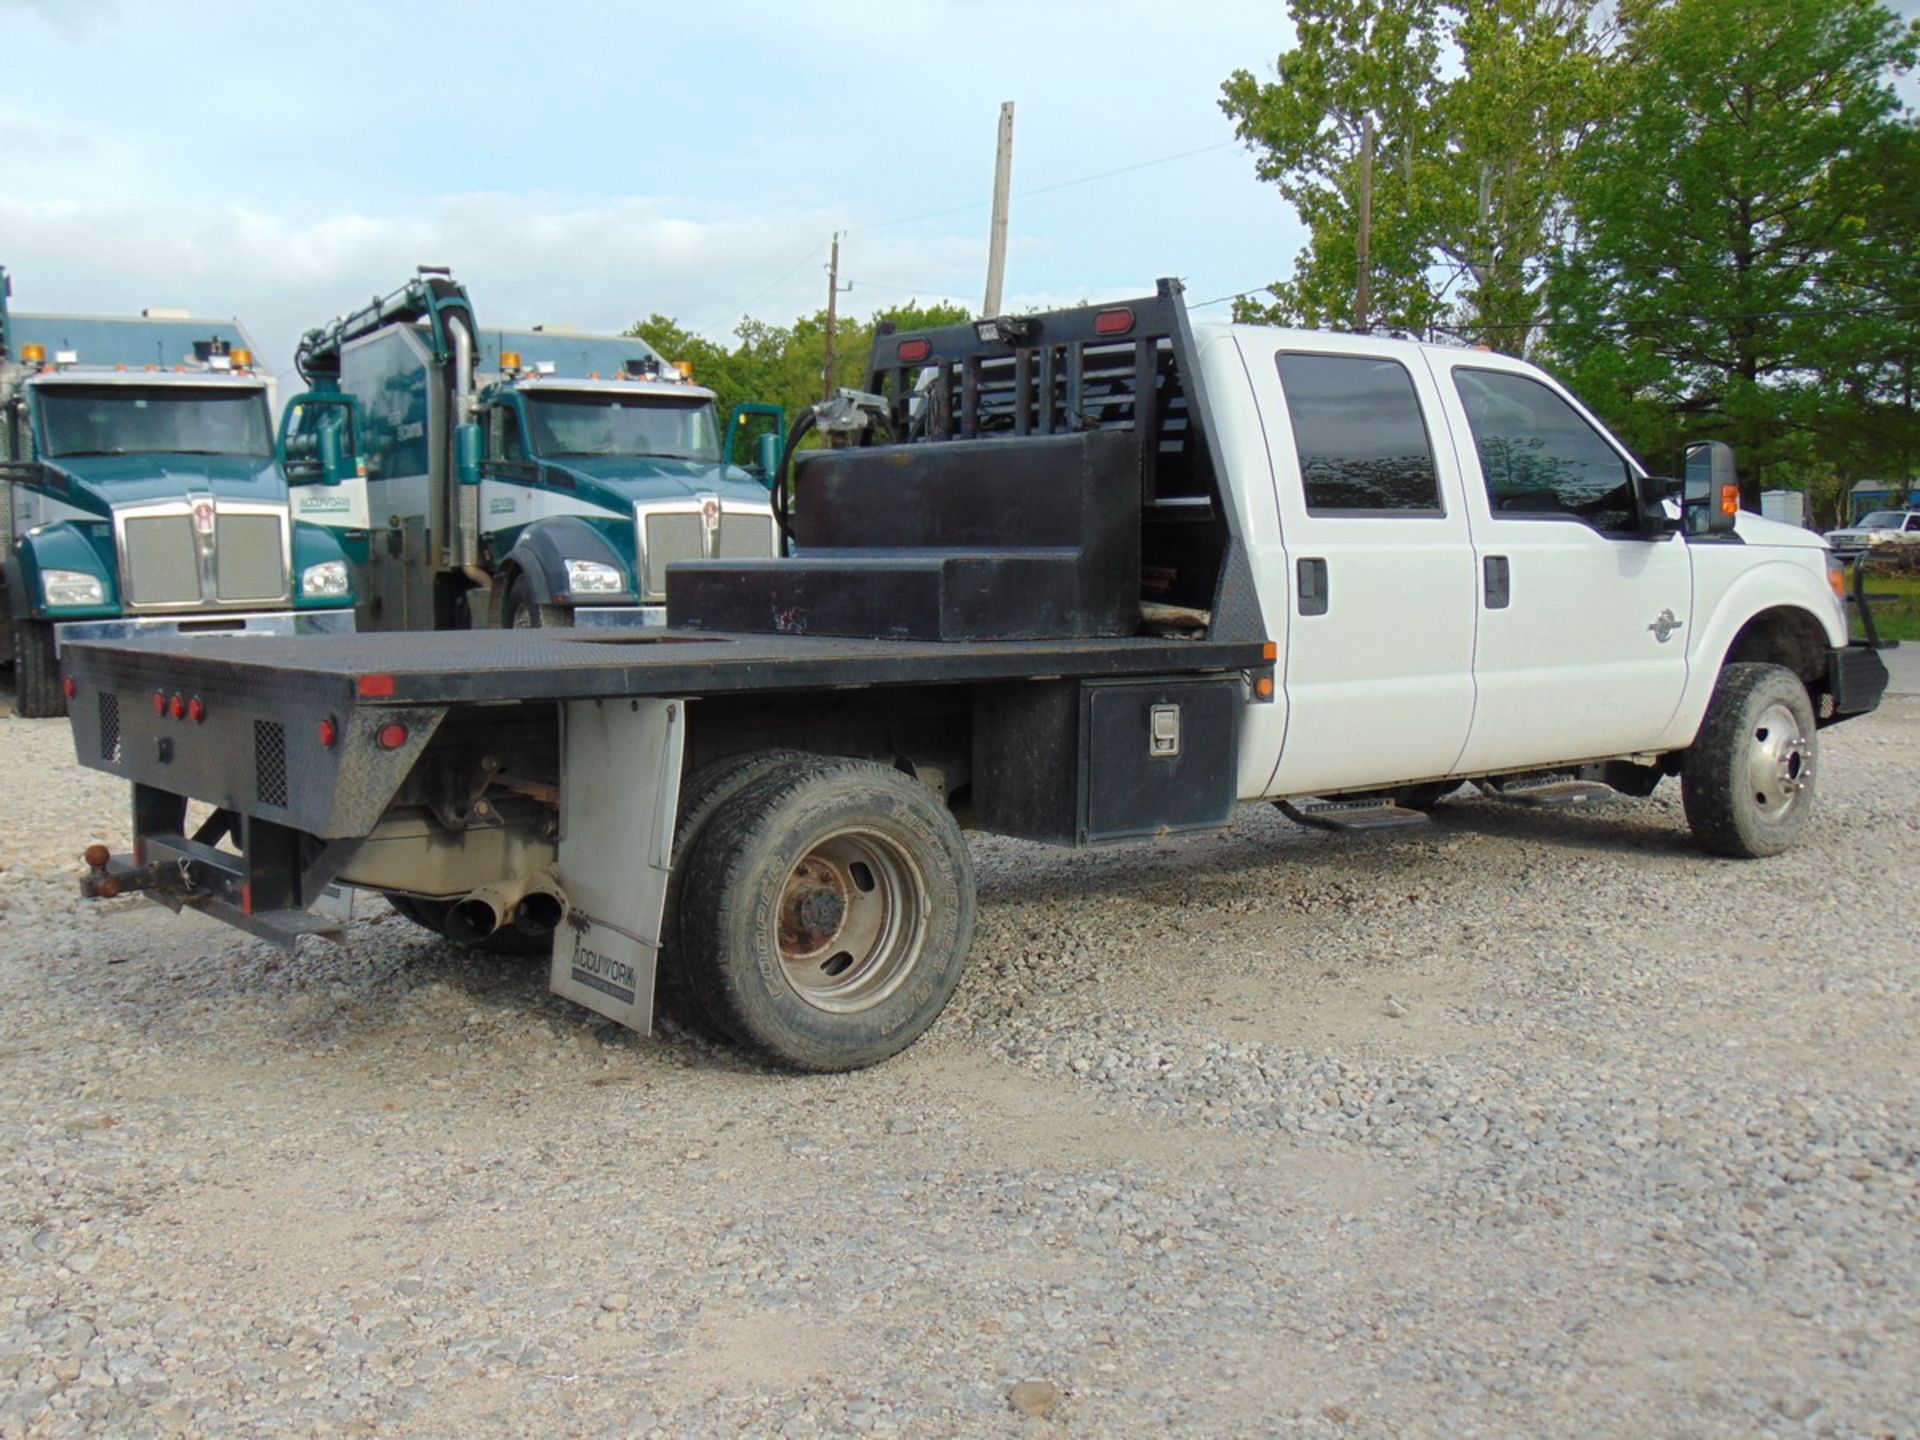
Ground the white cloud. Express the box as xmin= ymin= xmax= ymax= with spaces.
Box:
xmin=0 ymin=189 xmax=1012 ymax=372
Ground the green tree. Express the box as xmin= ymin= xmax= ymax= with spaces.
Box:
xmin=630 ymin=299 xmax=971 ymax=444
xmin=1221 ymin=0 xmax=1605 ymax=346
xmin=1545 ymin=0 xmax=1920 ymax=501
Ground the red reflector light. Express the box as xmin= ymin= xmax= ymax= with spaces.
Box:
xmin=152 ymin=692 xmax=167 ymax=715
xmin=188 ymin=697 xmax=205 ymax=724
xmin=317 ymin=718 xmax=337 ymax=748
xmin=63 ymin=677 xmax=77 ymax=699
xmin=896 ymin=338 xmax=932 ymax=363
xmin=1093 ymin=307 xmax=1135 ymax=336
xmin=376 ymin=722 xmax=409 ymax=750
xmin=357 ymin=673 xmax=397 ymax=698
xmin=169 ymin=694 xmax=185 ymax=720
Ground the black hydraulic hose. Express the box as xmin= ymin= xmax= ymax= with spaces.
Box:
xmin=772 ymin=409 xmax=819 ymax=553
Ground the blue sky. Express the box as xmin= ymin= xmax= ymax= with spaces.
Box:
xmin=0 ymin=0 xmax=1302 ymax=379
xmin=6 ymin=0 xmax=1914 ymax=387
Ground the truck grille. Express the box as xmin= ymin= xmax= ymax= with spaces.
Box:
xmin=215 ymin=514 xmax=286 ymax=601
xmin=124 ymin=516 xmax=202 ymax=605
xmin=718 ymin=513 xmax=774 ymax=559
xmin=643 ymin=513 xmax=705 ymax=596
xmin=120 ymin=506 xmax=288 ymax=609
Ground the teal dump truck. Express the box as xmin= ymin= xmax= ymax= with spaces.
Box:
xmin=0 ymin=266 xmax=359 ymax=717
xmin=288 ymin=267 xmax=785 ymax=632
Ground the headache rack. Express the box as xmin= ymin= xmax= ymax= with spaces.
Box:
xmin=863 ymin=278 xmax=1259 ymax=630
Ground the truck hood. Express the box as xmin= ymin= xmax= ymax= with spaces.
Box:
xmin=539 ymin=454 xmax=773 ymax=506
xmin=1733 ymin=512 xmax=1825 ymax=550
xmin=47 ymin=453 xmax=286 ymax=513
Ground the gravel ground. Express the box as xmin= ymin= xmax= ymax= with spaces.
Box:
xmin=1 ymin=688 xmax=1915 ymax=1438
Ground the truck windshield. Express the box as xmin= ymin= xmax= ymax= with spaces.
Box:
xmin=1856 ymin=511 xmax=1906 ymax=528
xmin=37 ymin=385 xmax=272 ymax=459
xmin=525 ymin=392 xmax=720 ymax=463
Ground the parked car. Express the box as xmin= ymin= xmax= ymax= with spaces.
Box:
xmin=1825 ymin=509 xmax=1920 ymax=556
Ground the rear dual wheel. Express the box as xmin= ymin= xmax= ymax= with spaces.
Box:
xmin=676 ymin=755 xmax=975 ymax=1072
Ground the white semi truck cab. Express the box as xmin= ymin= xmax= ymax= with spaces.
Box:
xmin=64 ymin=280 xmax=1888 ymax=1072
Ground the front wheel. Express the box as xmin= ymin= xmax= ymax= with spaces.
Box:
xmin=679 ymin=757 xmax=975 ymax=1071
xmin=504 ymin=572 xmax=570 ymax=630
xmin=1681 ymin=662 xmax=1817 ymax=858
xmin=11 ymin=620 xmax=66 ymax=718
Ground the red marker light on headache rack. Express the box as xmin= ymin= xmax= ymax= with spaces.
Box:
xmin=896 ymin=338 xmax=932 ymax=363
xmin=376 ymin=722 xmax=409 ymax=750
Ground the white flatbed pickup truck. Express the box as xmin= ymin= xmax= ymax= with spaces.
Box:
xmin=64 ymin=280 xmax=1889 ymax=1071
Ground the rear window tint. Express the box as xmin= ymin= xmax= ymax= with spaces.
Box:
xmin=1275 ymin=353 xmax=1442 ymax=514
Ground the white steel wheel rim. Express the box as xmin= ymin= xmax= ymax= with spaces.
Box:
xmin=774 ymin=827 xmax=928 ymax=1014
xmin=1746 ymin=699 xmax=1811 ymax=821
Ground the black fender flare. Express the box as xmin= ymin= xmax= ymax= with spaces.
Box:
xmin=499 ymin=516 xmax=639 ymax=610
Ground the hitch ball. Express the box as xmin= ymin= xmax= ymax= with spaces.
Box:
xmin=81 ymin=845 xmax=121 ymax=899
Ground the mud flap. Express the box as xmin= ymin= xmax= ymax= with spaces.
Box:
xmin=548 ymin=698 xmax=686 ymax=1032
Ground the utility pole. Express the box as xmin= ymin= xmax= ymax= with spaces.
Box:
xmin=982 ymin=101 xmax=1015 ymax=317
xmin=822 ymin=231 xmax=852 ymax=402
xmin=1354 ymin=115 xmax=1374 ymax=335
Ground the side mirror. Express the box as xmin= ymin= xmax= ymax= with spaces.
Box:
xmin=455 ymin=421 xmax=484 ymax=487
xmin=1684 ymin=441 xmax=1739 ymax=536
xmin=754 ymin=431 xmax=782 ymax=487
xmin=316 ymin=424 xmax=348 ymax=485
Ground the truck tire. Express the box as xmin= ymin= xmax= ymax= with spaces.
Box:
xmin=504 ymin=571 xmax=570 ymax=630
xmin=1681 ymin=662 xmax=1817 ymax=859
xmin=12 ymin=620 xmax=67 ymax=719
xmin=679 ymin=756 xmax=975 ymax=1071
xmin=385 ymin=895 xmax=550 ymax=957
xmin=656 ymin=749 xmax=814 ymax=1039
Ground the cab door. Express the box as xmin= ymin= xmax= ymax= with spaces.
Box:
xmin=1252 ymin=341 xmax=1480 ymax=797
xmin=1425 ymin=355 xmax=1692 ymax=773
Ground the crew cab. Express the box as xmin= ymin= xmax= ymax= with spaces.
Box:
xmin=63 ymin=281 xmax=1888 ymax=1072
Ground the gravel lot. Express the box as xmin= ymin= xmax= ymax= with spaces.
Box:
xmin=1 ymin=689 xmax=1915 ymax=1438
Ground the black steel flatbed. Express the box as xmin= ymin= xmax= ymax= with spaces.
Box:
xmin=64 ymin=628 xmax=1267 ymax=709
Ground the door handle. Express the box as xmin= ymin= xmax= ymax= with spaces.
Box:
xmin=1484 ymin=555 xmax=1510 ymax=609
xmin=1297 ymin=557 xmax=1329 ymax=616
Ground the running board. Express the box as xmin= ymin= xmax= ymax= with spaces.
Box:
xmin=1278 ymin=798 xmax=1431 ymax=833
xmin=1476 ymin=774 xmax=1618 ymax=807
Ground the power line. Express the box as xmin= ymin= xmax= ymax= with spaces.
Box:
xmin=698 ymin=135 xmax=1240 ymax=331
xmin=847 ymin=139 xmax=1238 ymax=234
xmin=696 ymin=239 xmax=831 ymax=334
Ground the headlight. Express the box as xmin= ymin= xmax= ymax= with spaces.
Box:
xmin=300 ymin=560 xmax=351 ymax=599
xmin=565 ymin=559 xmax=625 ymax=595
xmin=42 ymin=569 xmax=105 ymax=608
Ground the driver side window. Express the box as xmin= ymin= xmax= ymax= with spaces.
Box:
xmin=496 ymin=406 xmax=527 ymax=464
xmin=1454 ymin=368 xmax=1636 ymax=533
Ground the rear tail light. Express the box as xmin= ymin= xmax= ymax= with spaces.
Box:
xmin=376 ymin=722 xmax=409 ymax=750
xmin=317 ymin=718 xmax=338 ymax=748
